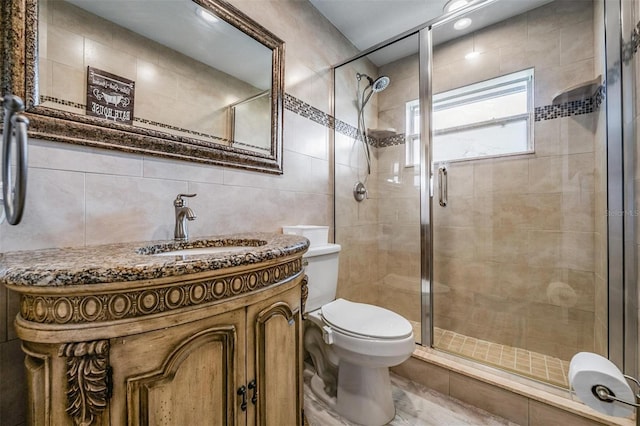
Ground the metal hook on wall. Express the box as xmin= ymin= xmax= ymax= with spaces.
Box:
xmin=2 ymin=95 xmax=29 ymax=225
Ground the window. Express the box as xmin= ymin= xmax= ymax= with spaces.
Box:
xmin=405 ymin=68 xmax=534 ymax=165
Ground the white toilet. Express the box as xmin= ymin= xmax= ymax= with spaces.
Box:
xmin=303 ymin=243 xmax=415 ymax=426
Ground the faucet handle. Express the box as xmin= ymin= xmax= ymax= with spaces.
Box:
xmin=174 ymin=193 xmax=197 ymax=207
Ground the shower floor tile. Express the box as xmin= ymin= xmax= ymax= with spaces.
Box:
xmin=433 ymin=327 xmax=570 ymax=388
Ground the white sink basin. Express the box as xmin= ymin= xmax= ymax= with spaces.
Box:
xmin=154 ymin=246 xmax=251 ymax=256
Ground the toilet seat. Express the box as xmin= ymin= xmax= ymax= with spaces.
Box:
xmin=321 ymin=298 xmax=413 ymax=340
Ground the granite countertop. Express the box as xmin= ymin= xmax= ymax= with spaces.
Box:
xmin=0 ymin=233 xmax=309 ymax=287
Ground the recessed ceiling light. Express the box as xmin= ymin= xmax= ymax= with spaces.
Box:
xmin=465 ymin=51 xmax=480 ymax=60
xmin=196 ymin=7 xmax=219 ymax=24
xmin=453 ymin=18 xmax=472 ymax=30
xmin=444 ymin=0 xmax=469 ymax=13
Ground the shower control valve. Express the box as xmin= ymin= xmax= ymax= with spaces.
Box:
xmin=322 ymin=326 xmax=334 ymax=344
xmin=353 ymin=181 xmax=367 ymax=202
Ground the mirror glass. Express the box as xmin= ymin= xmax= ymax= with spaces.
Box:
xmin=8 ymin=0 xmax=284 ymax=173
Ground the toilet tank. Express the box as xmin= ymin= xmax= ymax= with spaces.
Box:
xmin=303 ymin=243 xmax=341 ymax=313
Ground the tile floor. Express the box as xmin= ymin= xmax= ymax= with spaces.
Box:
xmin=410 ymin=321 xmax=570 ymax=388
xmin=303 ymin=366 xmax=518 ymax=425
xmin=432 ymin=327 xmax=570 ymax=388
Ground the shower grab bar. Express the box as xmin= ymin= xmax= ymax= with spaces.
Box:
xmin=438 ymin=165 xmax=448 ymax=207
xmin=2 ymin=95 xmax=29 ymax=225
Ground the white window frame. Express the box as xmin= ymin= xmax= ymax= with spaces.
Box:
xmin=405 ymin=100 xmax=420 ymax=167
xmin=405 ymin=68 xmax=534 ymax=165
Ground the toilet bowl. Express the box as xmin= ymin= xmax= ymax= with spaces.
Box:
xmin=301 ymin=243 xmax=415 ymax=426
xmin=310 ymin=298 xmax=415 ymax=366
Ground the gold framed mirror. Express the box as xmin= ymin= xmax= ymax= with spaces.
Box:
xmin=1 ymin=0 xmax=285 ymax=174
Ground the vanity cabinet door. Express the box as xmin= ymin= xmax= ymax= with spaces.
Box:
xmin=113 ymin=308 xmax=246 ymax=426
xmin=245 ymin=285 xmax=303 ymax=426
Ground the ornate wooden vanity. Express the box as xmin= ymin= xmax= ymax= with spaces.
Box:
xmin=1 ymin=233 xmax=308 ymax=426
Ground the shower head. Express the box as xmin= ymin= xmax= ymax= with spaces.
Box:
xmin=356 ymin=73 xmax=391 ymax=93
xmin=356 ymin=73 xmax=391 ymax=111
xmin=354 ymin=72 xmax=390 ymax=176
xmin=371 ymin=76 xmax=390 ymax=92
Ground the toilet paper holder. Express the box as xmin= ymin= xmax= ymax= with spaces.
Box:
xmin=591 ymin=375 xmax=640 ymax=425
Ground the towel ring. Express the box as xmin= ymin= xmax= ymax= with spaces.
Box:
xmin=2 ymin=95 xmax=29 ymax=225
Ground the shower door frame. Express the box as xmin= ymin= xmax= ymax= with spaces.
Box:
xmin=418 ymin=26 xmax=434 ymax=347
xmin=606 ymin=0 xmax=638 ymax=376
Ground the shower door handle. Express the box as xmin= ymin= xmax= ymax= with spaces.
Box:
xmin=438 ymin=165 xmax=448 ymax=207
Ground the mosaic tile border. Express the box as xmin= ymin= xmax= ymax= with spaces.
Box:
xmin=534 ymin=85 xmax=605 ymax=121
xmin=284 ymin=85 xmax=606 ymax=148
xmin=40 ymin=86 xmax=605 ymax=153
xmin=40 ymin=96 xmax=85 ymax=110
xmin=375 ymin=133 xmax=406 ymax=148
xmin=284 ymin=93 xmax=333 ymax=129
xmin=283 ymin=93 xmax=379 ymax=145
xmin=283 ymin=93 xmax=374 ymax=143
xmin=39 ymin=95 xmax=270 ymax=153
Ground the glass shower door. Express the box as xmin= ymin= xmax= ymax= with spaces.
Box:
xmin=333 ymin=34 xmax=424 ymax=344
xmin=429 ymin=0 xmax=608 ymax=388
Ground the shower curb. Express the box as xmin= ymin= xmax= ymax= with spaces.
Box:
xmin=392 ymin=346 xmax=632 ymax=426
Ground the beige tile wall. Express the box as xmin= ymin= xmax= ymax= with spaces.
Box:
xmin=374 ymin=54 xmax=421 ymax=324
xmin=0 ymin=0 xmax=359 ymax=424
xmin=334 ymin=58 xmax=383 ymax=306
xmin=429 ymin=0 xmax=601 ymax=361
xmin=334 ymin=45 xmax=423 ymax=322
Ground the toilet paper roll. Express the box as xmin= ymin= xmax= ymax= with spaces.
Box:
xmin=569 ymin=352 xmax=636 ymax=418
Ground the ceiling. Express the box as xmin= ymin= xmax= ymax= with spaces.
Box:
xmin=308 ymin=0 xmax=449 ymax=51
xmin=66 ymin=0 xmax=556 ymax=84
xmin=308 ymin=0 xmax=554 ymax=65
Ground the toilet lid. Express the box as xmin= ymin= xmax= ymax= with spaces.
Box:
xmin=321 ymin=298 xmax=413 ymax=339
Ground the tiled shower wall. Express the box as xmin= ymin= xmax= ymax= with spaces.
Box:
xmin=338 ymin=0 xmax=603 ymax=362
xmin=430 ymin=0 xmax=602 ymax=361
xmin=375 ymin=54 xmax=421 ymax=325
xmin=334 ymin=58 xmax=383 ymax=306
xmin=0 ymin=0 xmax=359 ymax=423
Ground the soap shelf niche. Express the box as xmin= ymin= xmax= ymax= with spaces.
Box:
xmin=552 ymin=75 xmax=602 ymax=105
xmin=367 ymin=128 xmax=398 ymax=140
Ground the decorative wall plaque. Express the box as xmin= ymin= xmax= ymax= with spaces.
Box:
xmin=86 ymin=67 xmax=135 ymax=124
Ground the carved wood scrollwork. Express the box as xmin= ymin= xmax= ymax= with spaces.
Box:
xmin=301 ymin=275 xmax=308 ymax=318
xmin=19 ymin=258 xmax=303 ymax=325
xmin=58 ymin=340 xmax=111 ymax=426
